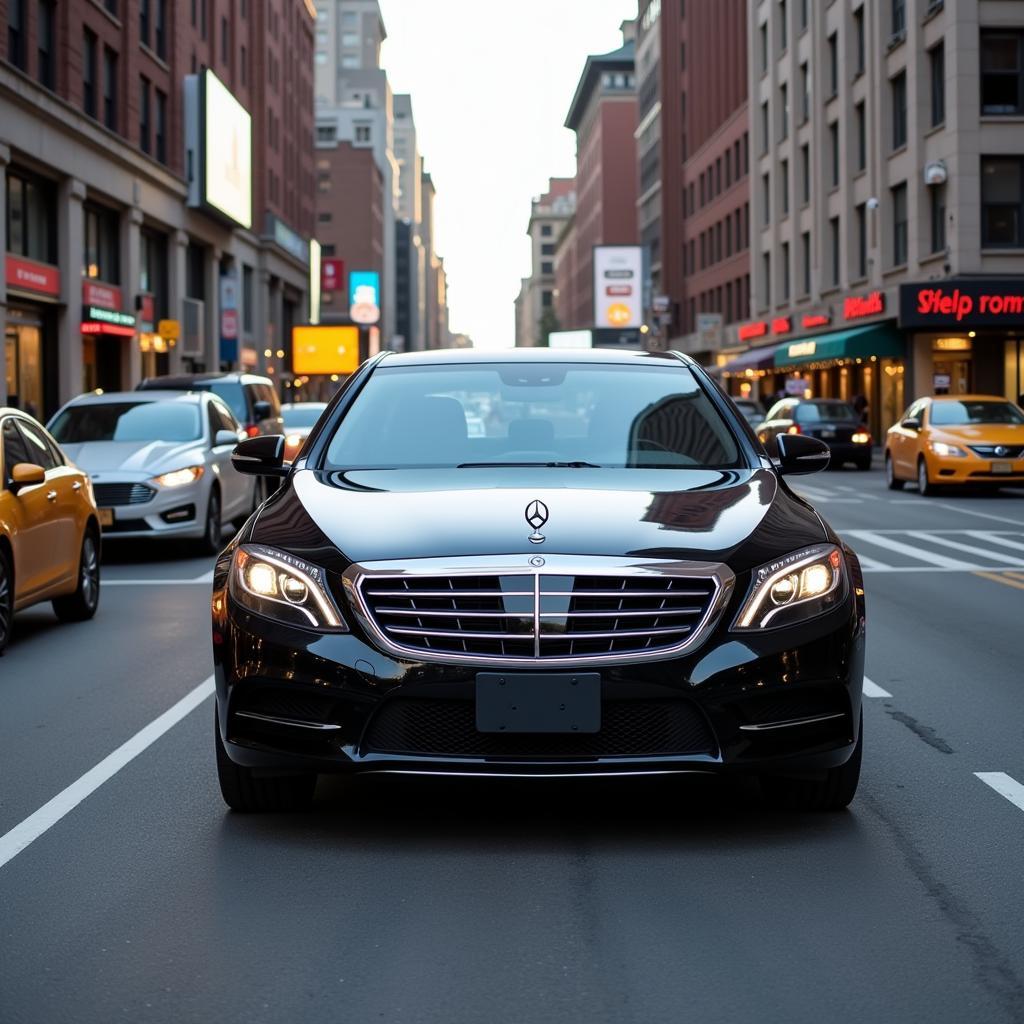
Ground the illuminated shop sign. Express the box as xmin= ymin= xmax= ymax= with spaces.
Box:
xmin=593 ymin=246 xmax=644 ymax=329
xmin=802 ymin=313 xmax=831 ymax=329
xmin=6 ymin=255 xmax=60 ymax=296
xmin=844 ymin=290 xmax=885 ymax=320
xmin=738 ymin=320 xmax=769 ymax=341
xmin=899 ymin=281 xmax=1024 ymax=328
xmin=87 ymin=306 xmax=136 ymax=327
xmin=787 ymin=340 xmax=817 ymax=358
xmin=772 ymin=317 xmax=791 ymax=334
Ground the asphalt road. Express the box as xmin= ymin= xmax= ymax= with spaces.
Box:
xmin=2 ymin=468 xmax=1024 ymax=1024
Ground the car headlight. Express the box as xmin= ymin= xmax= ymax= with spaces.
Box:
xmin=733 ymin=544 xmax=846 ymax=630
xmin=929 ymin=441 xmax=967 ymax=458
xmin=153 ymin=465 xmax=205 ymax=487
xmin=851 ymin=431 xmax=871 ymax=444
xmin=229 ymin=544 xmax=348 ymax=632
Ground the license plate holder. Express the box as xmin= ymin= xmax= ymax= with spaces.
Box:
xmin=820 ymin=429 xmax=836 ymax=439
xmin=992 ymin=461 xmax=1013 ymax=475
xmin=476 ymin=673 xmax=601 ymax=734
xmin=98 ymin=508 xmax=114 ymax=527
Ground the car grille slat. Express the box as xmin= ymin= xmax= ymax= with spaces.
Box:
xmin=92 ymin=482 xmax=156 ymax=506
xmin=968 ymin=445 xmax=1024 ymax=459
xmin=358 ymin=570 xmax=720 ymax=663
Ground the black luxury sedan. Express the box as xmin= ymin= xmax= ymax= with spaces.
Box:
xmin=756 ymin=398 xmax=873 ymax=470
xmin=212 ymin=349 xmax=865 ymax=813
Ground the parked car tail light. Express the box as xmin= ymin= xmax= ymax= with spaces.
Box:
xmin=787 ymin=425 xmax=802 ymax=435
xmin=243 ymin=424 xmax=261 ymax=438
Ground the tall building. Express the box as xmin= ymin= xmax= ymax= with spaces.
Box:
xmin=514 ymin=178 xmax=575 ymax=346
xmin=393 ymin=94 xmax=426 ymax=349
xmin=735 ymin=0 xmax=1024 ymax=438
xmin=1 ymin=0 xmax=315 ymax=415
xmin=558 ymin=23 xmax=640 ymax=335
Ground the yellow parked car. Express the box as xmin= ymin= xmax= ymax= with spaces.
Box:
xmin=885 ymin=395 xmax=1024 ymax=495
xmin=0 ymin=408 xmax=101 ymax=654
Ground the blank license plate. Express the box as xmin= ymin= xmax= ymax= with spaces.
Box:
xmin=820 ymin=429 xmax=836 ymax=439
xmin=992 ymin=461 xmax=1013 ymax=475
xmin=98 ymin=508 xmax=114 ymax=527
xmin=476 ymin=673 xmax=601 ymax=734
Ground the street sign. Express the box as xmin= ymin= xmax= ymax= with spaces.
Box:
xmin=158 ymin=319 xmax=181 ymax=340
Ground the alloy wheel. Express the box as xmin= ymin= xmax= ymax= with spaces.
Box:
xmin=80 ymin=534 xmax=100 ymax=612
xmin=0 ymin=551 xmax=11 ymax=652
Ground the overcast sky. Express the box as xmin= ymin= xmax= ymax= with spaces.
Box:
xmin=379 ymin=0 xmax=638 ymax=348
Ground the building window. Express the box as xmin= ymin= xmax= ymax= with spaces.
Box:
xmin=762 ymin=172 xmax=771 ymax=224
xmin=892 ymin=0 xmax=905 ymax=38
xmin=930 ymin=185 xmax=946 ymax=254
xmin=778 ymin=0 xmax=787 ymax=52
xmin=541 ymin=291 xmax=553 ymax=309
xmin=855 ymin=102 xmax=866 ymax=172
xmin=829 ymin=216 xmax=840 ymax=286
xmin=154 ymin=0 xmax=166 ymax=57
xmin=799 ymin=0 xmax=807 ymax=30
xmin=829 ymin=121 xmax=839 ymax=187
xmin=355 ymin=124 xmax=372 ymax=143
xmin=140 ymin=0 xmax=150 ymax=47
xmin=220 ymin=16 xmax=228 ymax=63
xmin=780 ymin=159 xmax=789 ymax=215
xmin=102 ymin=47 xmax=118 ymax=132
xmin=801 ymin=231 xmax=811 ymax=295
xmin=105 ymin=0 xmax=117 ymax=16
xmin=855 ymin=202 xmax=867 ymax=278
xmin=929 ymin=42 xmax=945 ymax=126
xmin=980 ymin=31 xmax=1024 ymax=116
xmin=316 ymin=124 xmax=336 ymax=142
xmin=891 ymin=182 xmax=908 ymax=265
xmin=37 ymin=0 xmax=56 ymax=88
xmin=700 ymin=233 xmax=706 ymax=269
xmin=799 ymin=62 xmax=809 ymax=122
xmin=5 ymin=170 xmax=57 ymax=264
xmin=541 ymin=261 xmax=553 ymax=275
xmin=800 ymin=143 xmax=810 ymax=204
xmin=891 ymin=72 xmax=907 ymax=149
xmin=317 ymin=212 xmax=332 ymax=223
xmin=779 ymin=82 xmax=788 ymax=140
xmin=7 ymin=0 xmax=25 ymax=69
xmin=760 ymin=101 xmax=769 ymax=155
xmin=139 ymin=76 xmax=151 ymax=154
xmin=981 ymin=157 xmax=1024 ymax=247
xmin=82 ymin=29 xmax=97 ymax=117
xmin=242 ymin=265 xmax=254 ymax=333
xmin=241 ymin=45 xmax=247 ymax=85
xmin=83 ymin=203 xmax=120 ymax=281
xmin=854 ymin=7 xmax=865 ymax=75
xmin=828 ymin=33 xmax=838 ymax=96
xmin=541 ymin=224 xmax=552 ymax=237
xmin=759 ymin=23 xmax=768 ymax=72
xmin=762 ymin=252 xmax=771 ymax=307
xmin=541 ymin=243 xmax=555 ymax=256
xmin=780 ymin=241 xmax=790 ymax=300
xmin=155 ymin=89 xmax=167 ymax=163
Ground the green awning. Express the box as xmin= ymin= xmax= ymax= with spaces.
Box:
xmin=774 ymin=323 xmax=905 ymax=368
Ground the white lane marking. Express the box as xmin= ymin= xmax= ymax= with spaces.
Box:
xmin=798 ymin=497 xmax=863 ymax=504
xmin=104 ymin=579 xmax=211 ymax=586
xmin=904 ymin=530 xmax=1024 ymax=567
xmin=0 ymin=676 xmax=215 ymax=871
xmin=966 ymin=531 xmax=1024 ymax=553
xmin=792 ymin=485 xmax=836 ymax=500
xmin=975 ymin=772 xmax=1024 ymax=814
xmin=843 ymin=530 xmax=977 ymax=569
xmin=861 ymin=565 xmax=1024 ymax=573
xmin=846 ymin=551 xmax=892 ymax=570
xmin=192 ymin=570 xmax=215 ymax=583
xmin=863 ymin=677 xmax=892 ymax=698
xmin=935 ymin=503 xmax=1024 ymax=527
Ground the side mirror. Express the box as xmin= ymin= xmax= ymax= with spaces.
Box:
xmin=10 ymin=462 xmax=46 ymax=493
xmin=231 ymin=435 xmax=289 ymax=478
xmin=214 ymin=429 xmax=240 ymax=448
xmin=901 ymin=417 xmax=922 ymax=432
xmin=776 ymin=433 xmax=831 ymax=476
xmin=253 ymin=400 xmax=273 ymax=423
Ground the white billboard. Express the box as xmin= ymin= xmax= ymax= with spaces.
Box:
xmin=548 ymin=330 xmax=593 ymax=349
xmin=203 ymin=70 xmax=252 ymax=229
xmin=593 ymin=246 xmax=643 ymax=329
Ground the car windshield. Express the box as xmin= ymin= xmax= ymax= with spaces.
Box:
xmin=50 ymin=402 xmax=202 ymax=443
xmin=282 ymin=404 xmax=327 ymax=429
xmin=929 ymin=401 xmax=1024 ymax=426
xmin=324 ymin=363 xmax=743 ymax=470
xmin=795 ymin=402 xmax=859 ymax=423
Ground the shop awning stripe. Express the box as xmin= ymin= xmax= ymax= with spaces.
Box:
xmin=774 ymin=323 xmax=906 ymax=369
xmin=718 ymin=344 xmax=781 ymax=374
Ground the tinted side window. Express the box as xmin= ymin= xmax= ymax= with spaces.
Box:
xmin=15 ymin=419 xmax=59 ymax=471
xmin=254 ymin=383 xmax=280 ymax=415
xmin=209 ymin=399 xmax=238 ymax=434
xmin=3 ymin=419 xmax=32 ymax=479
xmin=209 ymin=382 xmax=248 ymax=423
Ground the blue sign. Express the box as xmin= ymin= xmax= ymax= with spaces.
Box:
xmin=349 ymin=270 xmax=381 ymax=325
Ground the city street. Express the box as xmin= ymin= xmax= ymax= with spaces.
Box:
xmin=2 ymin=468 xmax=1023 ymax=1024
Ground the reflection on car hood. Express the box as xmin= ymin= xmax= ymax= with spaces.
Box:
xmin=930 ymin=424 xmax=1024 ymax=444
xmin=250 ymin=466 xmax=828 ymax=571
xmin=58 ymin=439 xmax=204 ymax=474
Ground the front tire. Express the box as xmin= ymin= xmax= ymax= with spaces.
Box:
xmin=760 ymin=712 xmax=863 ymax=812
xmin=215 ymin=711 xmax=317 ymax=812
xmin=885 ymin=453 xmax=904 ymax=490
xmin=917 ymin=457 xmax=937 ymax=496
xmin=0 ymin=546 xmax=13 ymax=655
xmin=198 ymin=489 xmax=222 ymax=556
xmin=52 ymin=528 xmax=101 ymax=623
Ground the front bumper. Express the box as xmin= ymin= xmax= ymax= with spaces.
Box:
xmin=95 ymin=473 xmax=209 ymax=539
xmin=926 ymin=453 xmax=1024 ymax=485
xmin=213 ymin=586 xmax=865 ymax=779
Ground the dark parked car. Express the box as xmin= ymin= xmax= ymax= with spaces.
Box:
xmin=212 ymin=349 xmax=865 ymax=813
xmin=731 ymin=398 xmax=765 ymax=430
xmin=756 ymin=398 xmax=872 ymax=470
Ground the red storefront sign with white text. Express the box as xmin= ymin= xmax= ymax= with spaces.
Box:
xmin=738 ymin=320 xmax=769 ymax=341
xmin=83 ymin=280 xmax=122 ymax=310
xmin=6 ymin=256 xmax=61 ymax=297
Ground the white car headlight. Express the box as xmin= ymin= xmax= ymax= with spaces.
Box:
xmin=229 ymin=544 xmax=348 ymax=632
xmin=928 ymin=441 xmax=967 ymax=458
xmin=153 ymin=465 xmax=205 ymax=487
xmin=733 ymin=544 xmax=846 ymax=630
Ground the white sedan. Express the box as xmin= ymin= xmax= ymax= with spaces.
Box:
xmin=48 ymin=391 xmax=257 ymax=553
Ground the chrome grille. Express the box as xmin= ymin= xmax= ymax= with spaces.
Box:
xmin=92 ymin=482 xmax=156 ymax=506
xmin=354 ymin=561 xmax=727 ymax=665
xmin=968 ymin=445 xmax=1024 ymax=459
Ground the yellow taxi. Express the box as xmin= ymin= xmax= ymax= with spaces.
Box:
xmin=0 ymin=408 xmax=101 ymax=654
xmin=885 ymin=394 xmax=1024 ymax=496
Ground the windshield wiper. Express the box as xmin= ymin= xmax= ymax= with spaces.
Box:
xmin=456 ymin=461 xmax=602 ymax=469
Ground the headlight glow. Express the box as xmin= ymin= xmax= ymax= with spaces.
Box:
xmin=929 ymin=441 xmax=967 ymax=458
xmin=733 ymin=545 xmax=846 ymax=630
xmin=229 ymin=544 xmax=347 ymax=632
xmin=153 ymin=465 xmax=204 ymax=487
xmin=851 ymin=432 xmax=871 ymax=444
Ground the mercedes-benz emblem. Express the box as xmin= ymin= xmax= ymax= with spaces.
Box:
xmin=525 ymin=499 xmax=549 ymax=544
xmin=995 ymin=446 xmax=1009 ymax=458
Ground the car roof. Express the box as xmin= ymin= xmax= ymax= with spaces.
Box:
xmin=927 ymin=394 xmax=1013 ymax=402
xmin=137 ymin=372 xmax=272 ymax=387
xmin=63 ymin=390 xmax=208 ymax=405
xmin=376 ymin=348 xmax=695 ymax=367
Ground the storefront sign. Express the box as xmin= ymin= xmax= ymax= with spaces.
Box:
xmin=933 ymin=373 xmax=952 ymax=390
xmin=785 ymin=378 xmax=811 ymax=396
xmin=844 ymin=291 xmax=885 ymax=320
xmin=738 ymin=320 xmax=769 ymax=341
xmin=81 ymin=321 xmax=136 ymax=337
xmin=137 ymin=294 xmax=155 ymax=328
xmin=221 ymin=309 xmax=239 ymax=339
xmin=158 ymin=319 xmax=181 ymax=340
xmin=772 ymin=317 xmax=792 ymax=335
xmin=787 ymin=340 xmax=817 ymax=358
xmin=83 ymin=280 xmax=122 ymax=309
xmin=87 ymin=306 xmax=136 ymax=328
xmin=349 ymin=270 xmax=381 ymax=325
xmin=802 ymin=313 xmax=831 ymax=329
xmin=899 ymin=281 xmax=1024 ymax=328
xmin=593 ymin=246 xmax=643 ymax=329
xmin=322 ymin=259 xmax=345 ymax=292
xmin=6 ymin=256 xmax=60 ymax=297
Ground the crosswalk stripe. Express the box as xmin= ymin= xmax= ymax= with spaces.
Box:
xmin=849 ymin=552 xmax=892 ymax=571
xmin=863 ymin=677 xmax=892 ymax=698
xmin=965 ymin=531 xmax=1024 ymax=553
xmin=975 ymin=772 xmax=1024 ymax=814
xmin=904 ymin=531 xmax=1024 ymax=567
xmin=843 ymin=530 xmax=977 ymax=569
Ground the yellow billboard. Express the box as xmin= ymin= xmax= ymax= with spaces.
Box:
xmin=291 ymin=325 xmax=361 ymax=376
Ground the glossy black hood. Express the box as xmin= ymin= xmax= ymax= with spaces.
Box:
xmin=248 ymin=466 xmax=827 ymax=573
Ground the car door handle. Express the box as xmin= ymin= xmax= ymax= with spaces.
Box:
xmin=72 ymin=481 xmax=83 ymax=491
xmin=46 ymin=490 xmax=58 ymax=502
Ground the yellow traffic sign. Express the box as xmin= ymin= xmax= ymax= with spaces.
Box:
xmin=157 ymin=319 xmax=181 ymax=340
